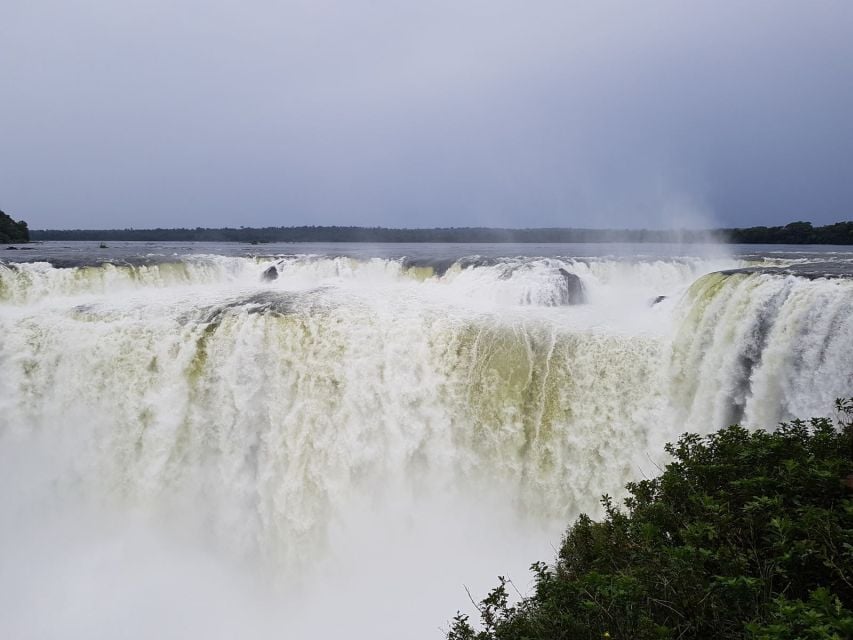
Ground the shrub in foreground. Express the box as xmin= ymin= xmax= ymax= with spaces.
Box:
xmin=450 ymin=400 xmax=853 ymax=639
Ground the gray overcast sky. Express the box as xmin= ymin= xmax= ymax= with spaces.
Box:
xmin=1 ymin=1 xmax=852 ymax=230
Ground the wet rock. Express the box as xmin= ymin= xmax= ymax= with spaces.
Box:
xmin=557 ymin=268 xmax=586 ymax=305
xmin=261 ymin=265 xmax=279 ymax=282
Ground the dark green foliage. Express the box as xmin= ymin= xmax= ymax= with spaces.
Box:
xmin=28 ymin=221 xmax=853 ymax=243
xmin=723 ymin=221 xmax=853 ymax=245
xmin=450 ymin=401 xmax=853 ymax=640
xmin=29 ymin=226 xmax=723 ymax=243
xmin=0 ymin=209 xmax=29 ymax=243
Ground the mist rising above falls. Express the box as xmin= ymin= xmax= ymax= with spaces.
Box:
xmin=1 ymin=251 xmax=852 ymax=638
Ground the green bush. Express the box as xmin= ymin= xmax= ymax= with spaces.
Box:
xmin=449 ymin=400 xmax=853 ymax=640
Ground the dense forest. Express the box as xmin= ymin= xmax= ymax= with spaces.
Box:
xmin=448 ymin=400 xmax=853 ymax=640
xmin=27 ymin=220 xmax=853 ymax=244
xmin=0 ymin=210 xmax=29 ymax=244
xmin=30 ymin=226 xmax=721 ymax=243
xmin=723 ymin=221 xmax=853 ymax=244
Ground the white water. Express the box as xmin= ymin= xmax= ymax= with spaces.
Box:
xmin=2 ymin=252 xmax=852 ymax=638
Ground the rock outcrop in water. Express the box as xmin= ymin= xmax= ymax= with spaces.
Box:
xmin=557 ymin=268 xmax=586 ymax=305
xmin=261 ymin=265 xmax=279 ymax=282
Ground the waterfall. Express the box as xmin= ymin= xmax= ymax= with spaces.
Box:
xmin=1 ymin=252 xmax=851 ymax=638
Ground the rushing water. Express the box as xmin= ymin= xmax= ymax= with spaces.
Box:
xmin=2 ymin=241 xmax=852 ymax=638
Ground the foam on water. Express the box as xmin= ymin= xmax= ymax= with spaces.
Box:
xmin=1 ymin=250 xmax=852 ymax=638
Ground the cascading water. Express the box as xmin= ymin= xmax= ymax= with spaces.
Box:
xmin=1 ymin=246 xmax=852 ymax=638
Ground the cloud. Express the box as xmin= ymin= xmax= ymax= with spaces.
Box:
xmin=1 ymin=1 xmax=851 ymax=228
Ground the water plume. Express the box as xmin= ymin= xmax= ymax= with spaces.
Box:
xmin=2 ymin=250 xmax=852 ymax=638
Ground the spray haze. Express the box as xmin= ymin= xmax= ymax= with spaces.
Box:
xmin=3 ymin=249 xmax=853 ymax=637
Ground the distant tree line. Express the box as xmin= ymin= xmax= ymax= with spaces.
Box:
xmin=0 ymin=210 xmax=29 ymax=243
xmin=722 ymin=221 xmax=853 ymax=244
xmin=25 ymin=220 xmax=853 ymax=244
xmin=31 ymin=226 xmax=720 ymax=243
